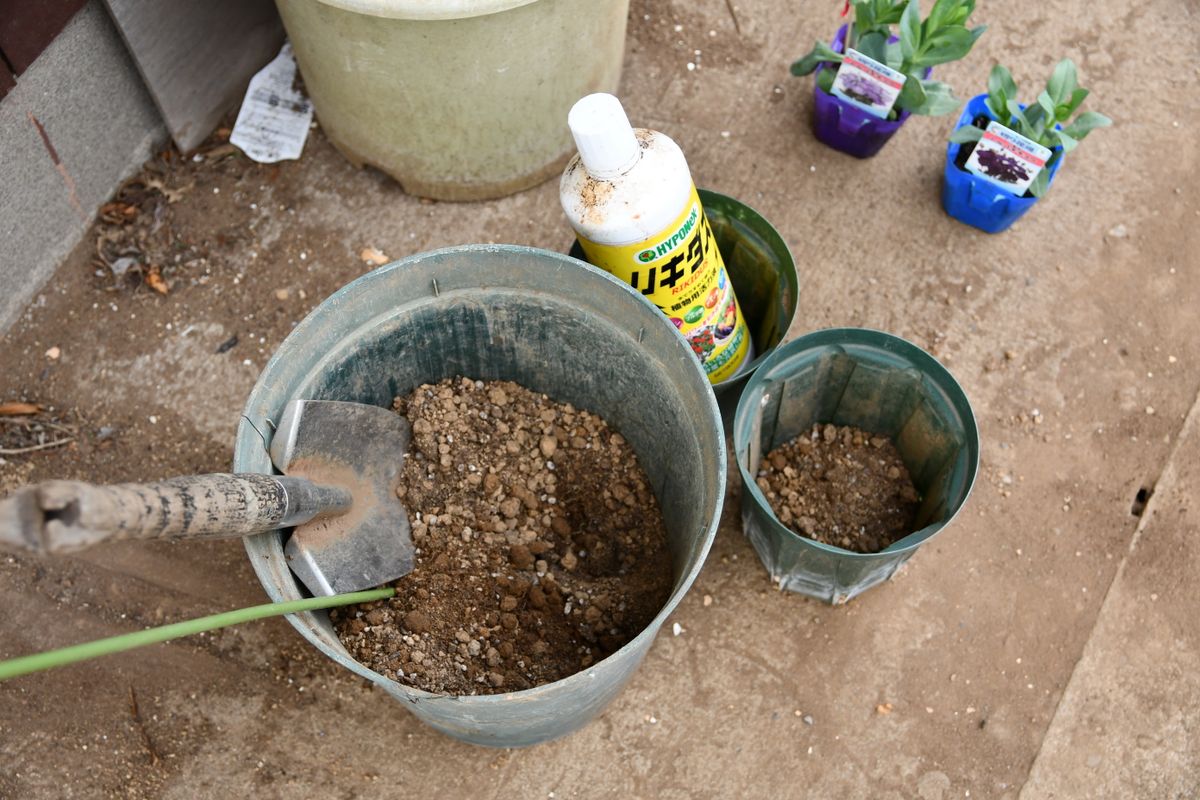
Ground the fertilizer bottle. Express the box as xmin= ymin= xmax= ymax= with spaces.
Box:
xmin=560 ymin=93 xmax=753 ymax=384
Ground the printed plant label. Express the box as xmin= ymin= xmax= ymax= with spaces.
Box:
xmin=831 ymin=49 xmax=906 ymax=118
xmin=230 ymin=44 xmax=313 ymax=163
xmin=965 ymin=121 xmax=1052 ymax=196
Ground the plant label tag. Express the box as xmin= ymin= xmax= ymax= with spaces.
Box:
xmin=230 ymin=44 xmax=313 ymax=163
xmin=965 ymin=121 xmax=1053 ymax=196
xmin=831 ymin=49 xmax=907 ymax=119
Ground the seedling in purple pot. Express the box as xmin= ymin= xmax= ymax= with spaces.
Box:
xmin=790 ymin=0 xmax=986 ymax=157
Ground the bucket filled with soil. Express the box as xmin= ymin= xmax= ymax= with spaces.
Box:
xmin=733 ymin=328 xmax=978 ymax=604
xmin=234 ymin=245 xmax=725 ymax=747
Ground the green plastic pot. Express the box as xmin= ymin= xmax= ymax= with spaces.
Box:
xmin=733 ymin=328 xmax=979 ymax=604
xmin=235 ymin=245 xmax=725 ymax=747
xmin=275 ymin=0 xmax=630 ymax=200
xmin=569 ymin=188 xmax=799 ymax=422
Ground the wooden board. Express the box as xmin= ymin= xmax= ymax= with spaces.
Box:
xmin=0 ymin=0 xmax=87 ymax=74
xmin=102 ymin=0 xmax=284 ymax=152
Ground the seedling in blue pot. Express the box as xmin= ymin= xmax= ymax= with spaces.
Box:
xmin=943 ymin=59 xmax=1111 ymax=232
xmin=790 ymin=0 xmax=986 ymax=158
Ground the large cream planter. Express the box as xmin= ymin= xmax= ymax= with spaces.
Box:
xmin=276 ymin=0 xmax=631 ymax=200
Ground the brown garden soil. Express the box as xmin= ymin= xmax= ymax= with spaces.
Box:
xmin=754 ymin=423 xmax=921 ymax=554
xmin=330 ymin=377 xmax=673 ymax=695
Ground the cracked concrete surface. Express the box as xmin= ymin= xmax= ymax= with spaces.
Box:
xmin=0 ymin=0 xmax=1197 ymax=797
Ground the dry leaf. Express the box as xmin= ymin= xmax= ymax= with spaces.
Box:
xmin=144 ymin=177 xmax=193 ymax=204
xmin=100 ymin=202 xmax=138 ymax=224
xmin=360 ymin=247 xmax=389 ymax=266
xmin=0 ymin=402 xmax=42 ymax=416
xmin=145 ymin=266 xmax=170 ymax=295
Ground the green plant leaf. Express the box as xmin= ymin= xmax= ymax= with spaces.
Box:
xmin=1036 ymin=91 xmax=1057 ymax=126
xmin=1053 ymin=128 xmax=1079 ymax=154
xmin=1046 ymin=59 xmax=1078 ymax=106
xmin=852 ymin=0 xmax=877 ymax=35
xmin=1006 ymin=99 xmax=1032 ymax=134
xmin=1064 ymin=87 xmax=1090 ymax=116
xmin=856 ymin=31 xmax=889 ymax=63
xmin=915 ymin=25 xmax=977 ymax=66
xmin=949 ymin=126 xmax=984 ymax=144
xmin=895 ymin=73 xmax=928 ymax=110
xmin=877 ymin=0 xmax=909 ymax=26
xmin=817 ymin=66 xmax=837 ymax=95
xmin=1062 ymin=110 xmax=1112 ymax=140
xmin=925 ymin=0 xmax=958 ymax=32
xmin=791 ymin=42 xmax=844 ymax=75
xmin=1028 ymin=168 xmax=1050 ymax=198
xmin=885 ymin=40 xmax=903 ymax=68
xmin=899 ymin=0 xmax=921 ymax=62
xmin=906 ymin=79 xmax=961 ymax=115
xmin=987 ymin=64 xmax=1017 ymax=122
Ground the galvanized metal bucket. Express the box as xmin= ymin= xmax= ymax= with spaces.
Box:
xmin=234 ymin=245 xmax=725 ymax=746
xmin=733 ymin=328 xmax=979 ymax=604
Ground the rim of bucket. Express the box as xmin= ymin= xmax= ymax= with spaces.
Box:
xmin=695 ymin=188 xmax=800 ymax=384
xmin=235 ymin=244 xmax=726 ymax=704
xmin=315 ymin=0 xmax=538 ymax=21
xmin=733 ymin=326 xmax=980 ymax=559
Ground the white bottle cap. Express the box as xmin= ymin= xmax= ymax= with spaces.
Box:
xmin=568 ymin=93 xmax=641 ymax=179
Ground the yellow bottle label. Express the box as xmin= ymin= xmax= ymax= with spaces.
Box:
xmin=576 ymin=186 xmax=752 ymax=384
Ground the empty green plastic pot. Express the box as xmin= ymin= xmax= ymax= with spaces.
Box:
xmin=276 ymin=0 xmax=630 ymax=200
xmin=234 ymin=245 xmax=725 ymax=746
xmin=733 ymin=328 xmax=979 ymax=604
xmin=569 ymin=188 xmax=799 ymax=422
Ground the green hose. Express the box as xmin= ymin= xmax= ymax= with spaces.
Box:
xmin=0 ymin=587 xmax=394 ymax=682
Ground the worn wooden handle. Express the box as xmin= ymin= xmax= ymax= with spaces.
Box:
xmin=0 ymin=474 xmax=351 ymax=554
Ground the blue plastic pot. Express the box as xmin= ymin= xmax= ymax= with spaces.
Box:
xmin=942 ymin=93 xmax=1064 ymax=233
xmin=812 ymin=25 xmax=927 ymax=159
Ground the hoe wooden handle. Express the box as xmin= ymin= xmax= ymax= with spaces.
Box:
xmin=0 ymin=474 xmax=351 ymax=554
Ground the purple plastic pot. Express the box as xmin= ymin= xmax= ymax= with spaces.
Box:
xmin=812 ymin=25 xmax=926 ymax=159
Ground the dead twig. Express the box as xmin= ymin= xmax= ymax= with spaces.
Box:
xmin=0 ymin=418 xmax=76 ymax=435
xmin=724 ymin=0 xmax=742 ymax=35
xmin=0 ymin=437 xmax=74 ymax=455
xmin=128 ymin=686 xmax=161 ymax=765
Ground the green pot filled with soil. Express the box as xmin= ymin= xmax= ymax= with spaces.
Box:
xmin=234 ymin=245 xmax=724 ymax=747
xmin=733 ymin=328 xmax=978 ymax=604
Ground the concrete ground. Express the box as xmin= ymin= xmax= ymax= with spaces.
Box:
xmin=1 ymin=0 xmax=1197 ymax=797
xmin=0 ymin=2 xmax=165 ymax=333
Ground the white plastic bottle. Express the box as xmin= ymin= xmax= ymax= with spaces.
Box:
xmin=560 ymin=93 xmax=753 ymax=384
